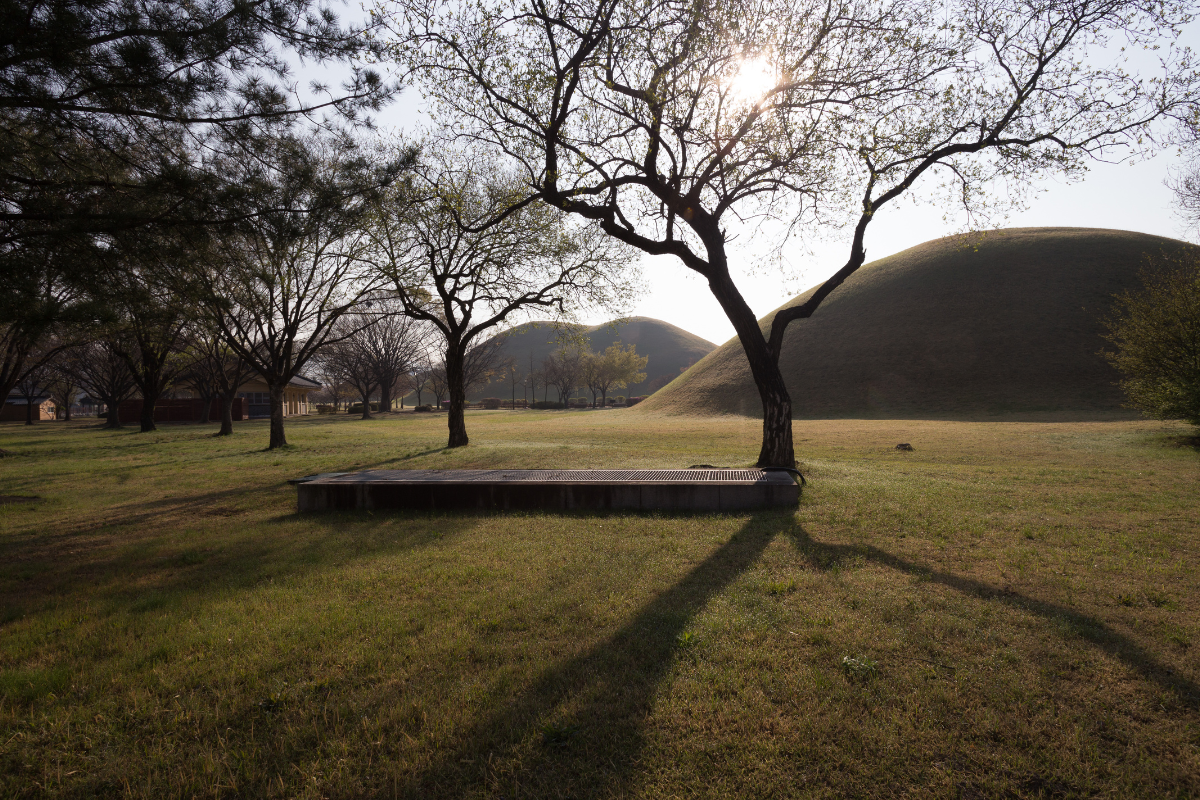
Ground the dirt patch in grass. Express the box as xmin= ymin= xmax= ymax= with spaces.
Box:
xmin=0 ymin=413 xmax=1197 ymax=798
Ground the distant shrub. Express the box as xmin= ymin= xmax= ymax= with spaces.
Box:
xmin=481 ymin=397 xmax=502 ymax=409
xmin=532 ymin=400 xmax=565 ymax=410
xmin=315 ymin=404 xmax=335 ymax=415
xmin=628 ymin=396 xmax=646 ymax=405
xmin=414 ymin=405 xmax=433 ymax=413
xmin=615 ymin=395 xmax=626 ymax=405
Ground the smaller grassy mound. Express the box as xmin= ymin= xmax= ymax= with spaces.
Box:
xmin=644 ymin=227 xmax=1197 ymax=418
xmin=465 ymin=316 xmax=716 ymax=401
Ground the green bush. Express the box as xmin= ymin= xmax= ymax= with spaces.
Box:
xmin=1102 ymin=253 xmax=1200 ymax=426
xmin=413 ymin=405 xmax=433 ymax=413
xmin=532 ymin=400 xmax=565 ymax=410
xmin=481 ymin=397 xmax=502 ymax=409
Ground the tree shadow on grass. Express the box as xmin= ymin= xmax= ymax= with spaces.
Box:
xmin=782 ymin=525 xmax=1200 ymax=710
xmin=0 ymin=486 xmax=476 ymax=616
xmin=398 ymin=510 xmax=791 ymax=798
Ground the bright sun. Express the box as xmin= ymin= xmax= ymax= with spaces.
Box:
xmin=728 ymin=56 xmax=778 ymax=104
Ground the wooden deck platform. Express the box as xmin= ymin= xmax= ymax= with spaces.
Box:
xmin=293 ymin=468 xmax=800 ymax=512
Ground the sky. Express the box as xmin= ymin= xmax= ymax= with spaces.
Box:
xmin=308 ymin=8 xmax=1199 ymax=346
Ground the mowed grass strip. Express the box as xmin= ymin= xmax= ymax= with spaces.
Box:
xmin=0 ymin=411 xmax=1197 ymax=798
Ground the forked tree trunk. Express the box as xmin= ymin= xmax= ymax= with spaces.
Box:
xmin=706 ymin=265 xmax=795 ymax=468
xmin=268 ymin=383 xmax=287 ymax=449
xmin=105 ymin=401 xmax=122 ymax=428
xmin=445 ymin=344 xmax=468 ymax=447
xmin=359 ymin=387 xmax=374 ymax=419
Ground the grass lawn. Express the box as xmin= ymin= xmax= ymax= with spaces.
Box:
xmin=1 ymin=410 xmax=1197 ymax=798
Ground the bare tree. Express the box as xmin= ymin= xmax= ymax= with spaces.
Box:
xmin=320 ymin=317 xmax=381 ymax=419
xmin=366 ymin=150 xmax=634 ymax=447
xmin=0 ymin=239 xmax=85 ymax=405
xmin=463 ymin=334 xmax=507 ymax=399
xmin=202 ymin=134 xmax=406 ymax=448
xmin=45 ymin=365 xmax=78 ymax=421
xmin=184 ymin=319 xmax=257 ymax=434
xmin=101 ymin=267 xmax=194 ymax=432
xmin=59 ymin=339 xmax=137 ymax=428
xmin=504 ymin=357 xmax=521 ymax=409
xmin=542 ymin=347 xmax=585 ymax=405
xmin=408 ymin=362 xmax=432 ymax=408
xmin=386 ymin=0 xmax=1197 ymax=467
xmin=426 ymin=360 xmax=449 ymax=409
xmin=360 ymin=299 xmax=431 ymax=413
xmin=527 ymin=350 xmax=539 ymax=408
xmin=13 ymin=350 xmax=55 ymax=425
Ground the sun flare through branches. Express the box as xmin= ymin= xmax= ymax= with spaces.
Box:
xmin=726 ymin=55 xmax=779 ymax=106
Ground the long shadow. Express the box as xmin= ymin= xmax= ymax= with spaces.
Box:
xmin=783 ymin=525 xmax=1200 ymax=709
xmin=0 ymin=485 xmax=476 ymax=613
xmin=399 ymin=510 xmax=790 ymax=798
xmin=354 ymin=446 xmax=452 ymax=469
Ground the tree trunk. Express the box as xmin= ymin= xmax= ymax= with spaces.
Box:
xmin=359 ymin=386 xmax=374 ymax=419
xmin=706 ymin=268 xmax=795 ymax=468
xmin=218 ymin=392 xmax=235 ymax=436
xmin=24 ymin=397 xmax=33 ymax=425
xmin=105 ymin=401 xmax=122 ymax=429
xmin=268 ymin=383 xmax=287 ymax=449
xmin=139 ymin=393 xmax=157 ymax=432
xmin=199 ymin=391 xmax=213 ymax=424
xmin=379 ymin=380 xmax=391 ymax=414
xmin=445 ymin=344 xmax=469 ymax=447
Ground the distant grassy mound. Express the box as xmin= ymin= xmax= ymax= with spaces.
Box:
xmin=642 ymin=227 xmax=1197 ymax=418
xmin=470 ymin=316 xmax=716 ymax=401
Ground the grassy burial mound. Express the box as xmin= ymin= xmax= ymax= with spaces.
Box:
xmin=643 ymin=227 xmax=1197 ymax=418
xmin=471 ymin=316 xmax=716 ymax=400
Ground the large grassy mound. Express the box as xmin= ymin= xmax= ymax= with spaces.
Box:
xmin=642 ymin=227 xmax=1196 ymax=418
xmin=468 ymin=315 xmax=716 ymax=400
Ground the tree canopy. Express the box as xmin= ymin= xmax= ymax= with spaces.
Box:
xmin=381 ymin=0 xmax=1198 ymax=466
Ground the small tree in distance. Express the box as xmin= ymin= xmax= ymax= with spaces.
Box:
xmin=543 ymin=347 xmax=586 ymax=406
xmin=366 ymin=149 xmax=634 ymax=446
xmin=1102 ymin=253 xmax=1200 ymax=428
xmin=586 ymin=343 xmax=648 ymax=407
xmin=60 ymin=340 xmax=137 ymax=428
